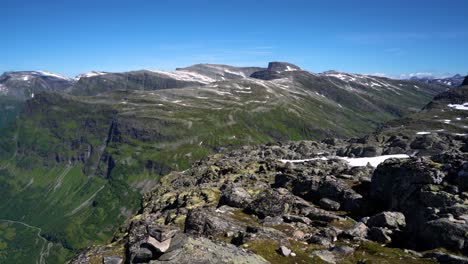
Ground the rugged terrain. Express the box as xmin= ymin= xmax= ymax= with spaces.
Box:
xmin=70 ymin=82 xmax=468 ymax=264
xmin=0 ymin=63 xmax=454 ymax=263
xmin=71 ymin=84 xmax=468 ymax=264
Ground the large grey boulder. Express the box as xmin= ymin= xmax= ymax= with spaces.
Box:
xmin=371 ymin=158 xmax=445 ymax=211
xmin=247 ymin=189 xmax=294 ymax=218
xmin=367 ymin=211 xmax=406 ymax=229
xmin=420 ymin=218 xmax=468 ymax=254
xmin=219 ymin=185 xmax=253 ymax=208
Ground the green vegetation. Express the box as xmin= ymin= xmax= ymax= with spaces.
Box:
xmin=0 ymin=222 xmax=45 ymax=264
xmin=340 ymin=242 xmax=437 ymax=264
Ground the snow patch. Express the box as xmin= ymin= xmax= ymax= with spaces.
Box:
xmin=279 ymin=154 xmax=410 ymax=168
xmin=149 ymin=70 xmax=215 ymax=84
xmin=416 ymin=132 xmax=431 ymax=135
xmin=77 ymin=71 xmax=108 ymax=79
xmin=448 ymin=103 xmax=468 ymax=111
xmin=342 ymin=155 xmax=410 ymax=167
xmin=285 ymin=66 xmax=298 ymax=72
xmin=35 ymin=71 xmax=71 ymax=80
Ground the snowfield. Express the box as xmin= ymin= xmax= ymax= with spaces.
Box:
xmin=279 ymin=154 xmax=410 ymax=167
xmin=149 ymin=70 xmax=215 ymax=84
xmin=35 ymin=71 xmax=71 ymax=80
xmin=77 ymin=71 xmax=108 ymax=79
xmin=448 ymin=103 xmax=468 ymax=111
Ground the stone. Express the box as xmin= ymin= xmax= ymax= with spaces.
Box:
xmin=332 ymin=246 xmax=354 ymax=257
xmin=219 ymin=185 xmax=253 ymax=208
xmin=283 ymin=214 xmax=312 ymax=225
xmin=148 ymin=225 xmax=178 ymax=242
xmin=420 ymin=218 xmax=468 ymax=253
xmin=311 ymin=250 xmax=336 ymax=264
xmin=147 ymin=236 xmax=171 ymax=253
xmin=247 ymin=189 xmax=293 ymax=218
xmin=133 ymin=246 xmax=154 ymax=263
xmin=103 ymin=256 xmax=123 ymax=264
xmin=184 ymin=208 xmax=243 ymax=236
xmin=371 ymin=158 xmax=445 ymax=210
xmin=319 ymin=198 xmax=341 ymax=211
xmin=423 ymin=252 xmax=468 ymax=264
xmin=342 ymin=222 xmax=369 ymax=239
xmin=278 ymin=246 xmax=292 ymax=256
xmin=292 ymin=230 xmax=305 ymax=240
xmin=367 ymin=211 xmax=406 ymax=229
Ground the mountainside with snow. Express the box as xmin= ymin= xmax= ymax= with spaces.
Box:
xmin=0 ymin=71 xmax=74 ymax=99
xmin=409 ymin=74 xmax=466 ymax=87
xmin=0 ymin=62 xmax=453 ymax=263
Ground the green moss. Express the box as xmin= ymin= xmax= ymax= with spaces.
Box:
xmin=339 ymin=242 xmax=436 ymax=264
xmin=229 ymin=210 xmax=260 ymax=226
xmin=330 ymin=218 xmax=356 ymax=230
xmin=247 ymin=239 xmax=325 ymax=264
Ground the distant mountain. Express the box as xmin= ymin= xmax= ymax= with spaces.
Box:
xmin=0 ymin=71 xmax=75 ymax=129
xmin=0 ymin=71 xmax=74 ymax=99
xmin=68 ymin=65 xmax=266 ymax=96
xmin=409 ymin=74 xmax=465 ymax=87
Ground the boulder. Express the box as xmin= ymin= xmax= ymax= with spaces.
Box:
xmin=184 ymin=208 xmax=243 ymax=236
xmin=152 ymin=236 xmax=269 ymax=264
xmin=278 ymin=246 xmax=292 ymax=256
xmin=103 ymin=256 xmax=123 ymax=264
xmin=219 ymin=185 xmax=253 ymax=208
xmin=148 ymin=225 xmax=179 ymax=242
xmin=371 ymin=158 xmax=445 ymax=211
xmin=423 ymin=252 xmax=468 ymax=264
xmin=319 ymin=198 xmax=341 ymax=211
xmin=247 ymin=189 xmax=293 ymax=218
xmin=331 ymin=246 xmax=354 ymax=257
xmin=342 ymin=222 xmax=369 ymax=239
xmin=311 ymin=250 xmax=336 ymax=264
xmin=419 ymin=218 xmax=468 ymax=253
xmin=367 ymin=211 xmax=406 ymax=229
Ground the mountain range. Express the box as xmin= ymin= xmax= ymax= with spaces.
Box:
xmin=0 ymin=62 xmax=465 ymax=263
xmin=408 ymin=74 xmax=466 ymax=87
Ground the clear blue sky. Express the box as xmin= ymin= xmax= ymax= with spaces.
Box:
xmin=2 ymin=0 xmax=467 ymax=78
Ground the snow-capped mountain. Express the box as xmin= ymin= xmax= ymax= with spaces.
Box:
xmin=0 ymin=71 xmax=75 ymax=99
xmin=408 ymin=74 xmax=465 ymax=87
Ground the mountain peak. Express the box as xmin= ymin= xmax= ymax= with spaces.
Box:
xmin=267 ymin=62 xmax=302 ymax=72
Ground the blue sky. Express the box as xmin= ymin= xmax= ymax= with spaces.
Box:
xmin=2 ymin=0 xmax=467 ymax=78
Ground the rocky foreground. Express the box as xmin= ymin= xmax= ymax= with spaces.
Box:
xmin=70 ymin=131 xmax=468 ymax=264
